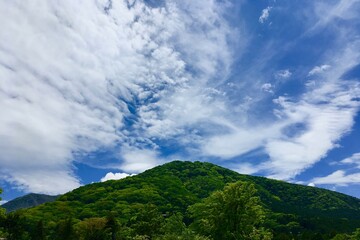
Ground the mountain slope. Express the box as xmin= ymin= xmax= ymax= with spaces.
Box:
xmin=2 ymin=193 xmax=58 ymax=212
xmin=23 ymin=161 xmax=360 ymax=238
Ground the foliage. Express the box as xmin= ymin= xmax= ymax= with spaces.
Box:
xmin=350 ymin=228 xmax=360 ymax=240
xmin=128 ymin=204 xmax=164 ymax=238
xmin=75 ymin=217 xmax=108 ymax=240
xmin=0 ymin=189 xmax=6 ymax=238
xmin=331 ymin=228 xmax=360 ymax=240
xmin=189 ymin=181 xmax=272 ymax=240
xmin=31 ymin=220 xmax=46 ymax=240
xmin=106 ymin=213 xmax=119 ymax=240
xmin=54 ymin=218 xmax=77 ymax=240
xmin=2 ymin=211 xmax=29 ymax=240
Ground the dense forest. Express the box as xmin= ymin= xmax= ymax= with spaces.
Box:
xmin=1 ymin=161 xmax=360 ymax=239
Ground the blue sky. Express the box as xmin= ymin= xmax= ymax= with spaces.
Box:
xmin=1 ymin=0 xmax=360 ymax=203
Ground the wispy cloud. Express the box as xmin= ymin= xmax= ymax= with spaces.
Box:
xmin=261 ymin=83 xmax=273 ymax=93
xmin=311 ymin=170 xmax=360 ymax=186
xmin=275 ymin=69 xmax=292 ymax=80
xmin=310 ymin=0 xmax=360 ymax=32
xmin=340 ymin=153 xmax=360 ymax=168
xmin=308 ymin=65 xmax=331 ymax=76
xmin=309 ymin=153 xmax=360 ymax=186
xmin=259 ymin=6 xmax=272 ymax=24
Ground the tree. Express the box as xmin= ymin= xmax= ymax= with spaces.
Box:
xmin=350 ymin=228 xmax=360 ymax=240
xmin=31 ymin=220 xmax=46 ymax=240
xmin=0 ymin=189 xmax=6 ymax=238
xmin=129 ymin=204 xmax=164 ymax=238
xmin=54 ymin=218 xmax=76 ymax=240
xmin=3 ymin=212 xmax=27 ymax=240
xmin=156 ymin=213 xmax=210 ymax=240
xmin=189 ymin=181 xmax=272 ymax=240
xmin=76 ymin=217 xmax=108 ymax=240
xmin=0 ymin=188 xmax=4 ymax=217
xmin=106 ymin=213 xmax=119 ymax=240
xmin=331 ymin=233 xmax=350 ymax=240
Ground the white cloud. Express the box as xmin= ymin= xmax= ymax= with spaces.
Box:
xmin=309 ymin=153 xmax=360 ymax=186
xmin=275 ymin=69 xmax=292 ymax=80
xmin=311 ymin=170 xmax=360 ymax=186
xmin=259 ymin=7 xmax=272 ymax=24
xmin=0 ymin=200 xmax=8 ymax=205
xmin=311 ymin=0 xmax=360 ymax=32
xmin=2 ymin=169 xmax=81 ymax=195
xmin=120 ymin=148 xmax=162 ymax=173
xmin=202 ymin=126 xmax=282 ymax=159
xmin=340 ymin=152 xmax=360 ymax=168
xmin=308 ymin=64 xmax=331 ymax=76
xmin=0 ymin=0 xmax=236 ymax=194
xmin=261 ymin=83 xmax=273 ymax=93
xmin=100 ymin=172 xmax=135 ymax=182
xmin=307 ymin=182 xmax=316 ymax=187
xmin=233 ymin=163 xmax=263 ymax=175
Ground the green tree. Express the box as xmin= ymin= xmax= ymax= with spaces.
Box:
xmin=350 ymin=228 xmax=360 ymax=240
xmin=129 ymin=204 xmax=164 ymax=238
xmin=31 ymin=220 xmax=46 ymax=240
xmin=0 ymin=188 xmax=4 ymax=214
xmin=0 ymin=189 xmax=6 ymax=238
xmin=106 ymin=213 xmax=119 ymax=240
xmin=189 ymin=181 xmax=272 ymax=240
xmin=331 ymin=233 xmax=350 ymax=240
xmin=156 ymin=212 xmax=210 ymax=240
xmin=160 ymin=212 xmax=186 ymax=236
xmin=76 ymin=217 xmax=108 ymax=240
xmin=54 ymin=218 xmax=76 ymax=240
xmin=3 ymin=212 xmax=27 ymax=240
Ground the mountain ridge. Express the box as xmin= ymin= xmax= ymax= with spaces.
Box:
xmin=2 ymin=193 xmax=59 ymax=213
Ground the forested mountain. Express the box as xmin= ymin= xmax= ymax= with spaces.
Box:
xmin=2 ymin=193 xmax=58 ymax=213
xmin=1 ymin=161 xmax=360 ymax=239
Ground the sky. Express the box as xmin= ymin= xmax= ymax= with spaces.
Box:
xmin=0 ymin=0 xmax=360 ymax=203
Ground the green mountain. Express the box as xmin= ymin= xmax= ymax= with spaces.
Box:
xmin=18 ymin=161 xmax=360 ymax=239
xmin=2 ymin=193 xmax=58 ymax=213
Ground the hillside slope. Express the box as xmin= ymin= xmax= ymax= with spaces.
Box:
xmin=2 ymin=193 xmax=58 ymax=212
xmin=23 ymin=161 xmax=360 ymax=238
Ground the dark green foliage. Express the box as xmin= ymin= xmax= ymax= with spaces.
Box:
xmin=3 ymin=211 xmax=28 ymax=240
xmin=31 ymin=220 xmax=45 ymax=240
xmin=106 ymin=213 xmax=119 ymax=240
xmin=54 ymin=218 xmax=77 ymax=240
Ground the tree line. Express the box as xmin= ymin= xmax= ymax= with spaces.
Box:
xmin=1 ymin=181 xmax=271 ymax=240
xmin=0 ymin=179 xmax=359 ymax=240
